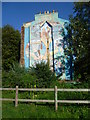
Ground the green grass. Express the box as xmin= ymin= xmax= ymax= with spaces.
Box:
xmin=2 ymin=81 xmax=89 ymax=119
xmin=2 ymin=101 xmax=89 ymax=119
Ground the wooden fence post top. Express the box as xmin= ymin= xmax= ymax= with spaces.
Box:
xmin=16 ymin=86 xmax=18 ymax=88
xmin=55 ymin=86 xmax=57 ymax=89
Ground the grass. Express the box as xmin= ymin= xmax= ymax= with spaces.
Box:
xmin=2 ymin=101 xmax=89 ymax=119
xmin=2 ymin=80 xmax=89 ymax=119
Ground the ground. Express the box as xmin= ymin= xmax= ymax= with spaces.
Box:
xmin=2 ymin=101 xmax=89 ymax=119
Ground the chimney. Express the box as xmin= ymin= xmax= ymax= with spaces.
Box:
xmin=44 ymin=11 xmax=46 ymax=14
xmin=53 ymin=10 xmax=54 ymax=13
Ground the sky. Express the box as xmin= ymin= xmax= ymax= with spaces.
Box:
xmin=2 ymin=2 xmax=74 ymax=32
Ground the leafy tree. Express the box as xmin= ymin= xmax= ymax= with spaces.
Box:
xmin=0 ymin=27 xmax=2 ymax=70
xmin=64 ymin=2 xmax=90 ymax=81
xmin=2 ymin=25 xmax=21 ymax=70
xmin=0 ymin=27 xmax=2 ymax=87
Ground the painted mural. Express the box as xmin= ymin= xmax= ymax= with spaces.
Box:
xmin=21 ymin=11 xmax=73 ymax=80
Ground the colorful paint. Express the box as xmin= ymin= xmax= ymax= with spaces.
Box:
xmin=21 ymin=11 xmax=74 ymax=80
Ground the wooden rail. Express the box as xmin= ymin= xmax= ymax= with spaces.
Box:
xmin=0 ymin=88 xmax=90 ymax=92
xmin=0 ymin=86 xmax=90 ymax=111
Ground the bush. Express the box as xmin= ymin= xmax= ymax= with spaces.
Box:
xmin=2 ymin=63 xmax=37 ymax=88
xmin=2 ymin=62 xmax=57 ymax=88
xmin=29 ymin=61 xmax=57 ymax=88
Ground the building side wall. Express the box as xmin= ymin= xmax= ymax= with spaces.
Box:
xmin=24 ymin=27 xmax=30 ymax=68
xmin=22 ymin=12 xmax=74 ymax=80
xmin=20 ymin=26 xmax=25 ymax=66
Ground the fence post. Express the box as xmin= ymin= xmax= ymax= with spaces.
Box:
xmin=15 ymin=86 xmax=18 ymax=107
xmin=55 ymin=86 xmax=58 ymax=111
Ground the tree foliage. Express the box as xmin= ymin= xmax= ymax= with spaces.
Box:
xmin=0 ymin=28 xmax=2 ymax=71
xmin=64 ymin=2 xmax=90 ymax=81
xmin=2 ymin=25 xmax=21 ymax=70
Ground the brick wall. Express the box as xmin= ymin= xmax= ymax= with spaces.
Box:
xmin=20 ymin=26 xmax=24 ymax=66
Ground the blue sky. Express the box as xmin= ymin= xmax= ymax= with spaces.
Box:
xmin=2 ymin=2 xmax=74 ymax=32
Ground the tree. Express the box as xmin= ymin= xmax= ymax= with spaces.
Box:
xmin=64 ymin=2 xmax=90 ymax=81
xmin=0 ymin=27 xmax=1 ymax=67
xmin=2 ymin=25 xmax=21 ymax=70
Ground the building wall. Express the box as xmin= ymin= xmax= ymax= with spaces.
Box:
xmin=20 ymin=26 xmax=24 ymax=66
xmin=20 ymin=11 xmax=73 ymax=80
xmin=24 ymin=27 xmax=30 ymax=68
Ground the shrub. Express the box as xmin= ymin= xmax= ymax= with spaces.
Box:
xmin=29 ymin=61 xmax=57 ymax=88
xmin=2 ymin=62 xmax=57 ymax=88
xmin=2 ymin=63 xmax=37 ymax=88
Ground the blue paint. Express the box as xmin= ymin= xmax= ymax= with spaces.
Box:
xmin=24 ymin=27 xmax=30 ymax=68
xmin=23 ymin=12 xmax=74 ymax=80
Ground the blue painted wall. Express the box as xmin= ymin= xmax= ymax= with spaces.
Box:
xmin=23 ymin=12 xmax=74 ymax=80
xmin=24 ymin=27 xmax=30 ymax=68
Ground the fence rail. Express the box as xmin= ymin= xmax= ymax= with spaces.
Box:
xmin=0 ymin=88 xmax=90 ymax=92
xmin=0 ymin=86 xmax=90 ymax=111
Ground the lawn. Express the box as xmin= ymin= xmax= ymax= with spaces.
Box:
xmin=2 ymin=100 xmax=89 ymax=119
xmin=2 ymin=81 xmax=90 ymax=119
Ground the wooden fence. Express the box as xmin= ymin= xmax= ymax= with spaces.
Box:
xmin=0 ymin=86 xmax=90 ymax=111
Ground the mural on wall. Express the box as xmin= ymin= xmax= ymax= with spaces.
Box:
xmin=25 ymin=43 xmax=30 ymax=58
xmin=41 ymin=22 xmax=53 ymax=69
xmin=53 ymin=24 xmax=65 ymax=77
xmin=24 ymin=27 xmax=30 ymax=68
xmin=21 ymin=11 xmax=74 ymax=80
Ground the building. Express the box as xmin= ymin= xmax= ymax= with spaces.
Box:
xmin=20 ymin=10 xmax=73 ymax=80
